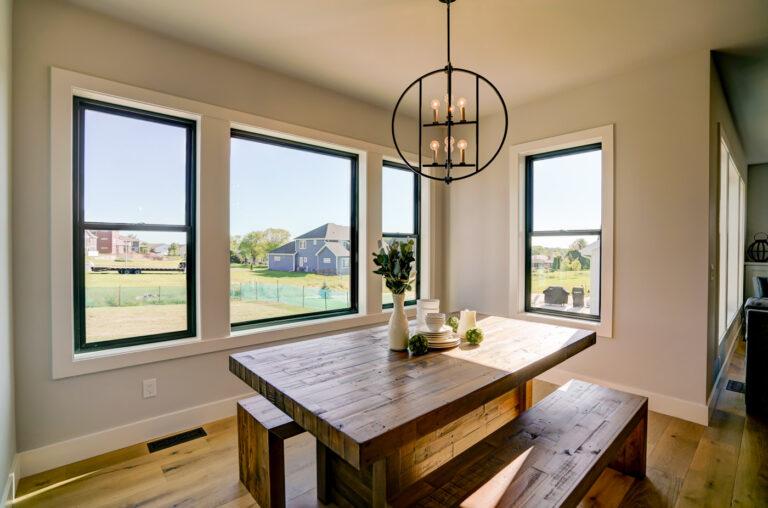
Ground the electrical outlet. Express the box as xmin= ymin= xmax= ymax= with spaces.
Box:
xmin=143 ymin=378 xmax=157 ymax=399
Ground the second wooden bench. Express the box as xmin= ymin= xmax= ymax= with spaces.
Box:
xmin=393 ymin=379 xmax=648 ymax=507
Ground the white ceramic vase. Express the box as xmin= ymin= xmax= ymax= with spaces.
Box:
xmin=388 ymin=293 xmax=409 ymax=351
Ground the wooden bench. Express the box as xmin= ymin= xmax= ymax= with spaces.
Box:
xmin=237 ymin=395 xmax=305 ymax=508
xmin=392 ymin=380 xmax=648 ymax=508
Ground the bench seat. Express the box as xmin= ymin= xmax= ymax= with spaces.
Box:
xmin=237 ymin=394 xmax=305 ymax=508
xmin=392 ymin=380 xmax=648 ymax=508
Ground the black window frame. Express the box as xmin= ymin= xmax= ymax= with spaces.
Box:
xmin=382 ymin=161 xmax=421 ymax=309
xmin=229 ymin=129 xmax=360 ymax=330
xmin=524 ymin=143 xmax=602 ymax=322
xmin=73 ymin=96 xmax=197 ymax=353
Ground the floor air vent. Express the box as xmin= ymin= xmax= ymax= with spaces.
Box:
xmin=147 ymin=427 xmax=207 ymax=453
xmin=726 ymin=380 xmax=746 ymax=394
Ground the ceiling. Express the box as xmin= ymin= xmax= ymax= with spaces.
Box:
xmin=67 ymin=0 xmax=768 ymax=114
xmin=714 ymin=45 xmax=768 ymax=165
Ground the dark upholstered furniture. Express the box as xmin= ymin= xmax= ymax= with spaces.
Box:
xmin=754 ymin=276 xmax=768 ymax=298
xmin=745 ymin=284 xmax=768 ymax=416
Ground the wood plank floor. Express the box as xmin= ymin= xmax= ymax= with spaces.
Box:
xmin=13 ymin=340 xmax=767 ymax=507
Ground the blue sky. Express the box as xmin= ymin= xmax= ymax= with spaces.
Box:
xmin=84 ymin=111 xmax=415 ymax=244
xmin=531 ymin=149 xmax=601 ymax=248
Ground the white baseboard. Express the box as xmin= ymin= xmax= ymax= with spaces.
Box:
xmin=536 ymin=369 xmax=709 ymax=425
xmin=2 ymin=454 xmax=19 ymax=506
xmin=18 ymin=391 xmax=253 ymax=479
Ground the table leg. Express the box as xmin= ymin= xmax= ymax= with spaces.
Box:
xmin=371 ymin=458 xmax=388 ymax=508
xmin=316 ymin=441 xmax=330 ymax=504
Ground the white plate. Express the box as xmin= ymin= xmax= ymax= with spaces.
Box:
xmin=416 ymin=325 xmax=452 ymax=334
xmin=429 ymin=339 xmax=460 ymax=349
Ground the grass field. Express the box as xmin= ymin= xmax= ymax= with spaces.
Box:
xmin=86 ymin=300 xmax=308 ymax=342
xmin=530 ymin=269 xmax=591 ymax=294
xmin=84 ymin=263 xmax=350 ymax=340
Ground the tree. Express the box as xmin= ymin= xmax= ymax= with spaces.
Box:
xmin=167 ymin=242 xmax=179 ymax=256
xmin=238 ymin=231 xmax=265 ymax=267
xmin=230 ymin=235 xmax=242 ymax=263
xmin=569 ymin=238 xmax=587 ymax=251
xmin=236 ymin=229 xmax=292 ymax=268
xmin=260 ymin=229 xmax=291 ymax=260
xmin=552 ymin=256 xmax=561 ymax=271
xmin=139 ymin=242 xmax=149 ymax=254
xmin=569 ymin=259 xmax=582 ymax=271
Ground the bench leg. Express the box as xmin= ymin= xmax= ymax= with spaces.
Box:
xmin=610 ymin=415 xmax=647 ymax=479
xmin=238 ymin=405 xmax=287 ymax=508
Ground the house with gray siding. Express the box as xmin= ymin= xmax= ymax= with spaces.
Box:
xmin=268 ymin=223 xmax=351 ymax=275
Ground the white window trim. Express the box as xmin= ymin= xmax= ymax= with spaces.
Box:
xmin=50 ymin=67 xmax=426 ymax=378
xmin=509 ymin=125 xmax=614 ymax=338
xmin=298 ymin=240 xmax=306 ymax=249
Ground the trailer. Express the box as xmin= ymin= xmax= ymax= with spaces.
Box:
xmin=90 ymin=262 xmax=186 ymax=275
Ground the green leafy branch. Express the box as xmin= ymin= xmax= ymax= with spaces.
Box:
xmin=372 ymin=239 xmax=415 ymax=295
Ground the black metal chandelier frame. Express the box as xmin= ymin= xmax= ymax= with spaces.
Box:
xmin=391 ymin=0 xmax=509 ymax=184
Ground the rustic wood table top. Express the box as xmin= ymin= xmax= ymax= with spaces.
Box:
xmin=229 ymin=314 xmax=596 ymax=470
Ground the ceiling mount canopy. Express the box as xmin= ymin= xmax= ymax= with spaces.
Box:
xmin=391 ymin=0 xmax=509 ymax=184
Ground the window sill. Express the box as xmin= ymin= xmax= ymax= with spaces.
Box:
xmin=514 ymin=311 xmax=612 ymax=338
xmin=55 ymin=311 xmax=394 ymax=379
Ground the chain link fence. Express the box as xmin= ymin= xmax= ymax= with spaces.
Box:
xmin=230 ymin=281 xmax=349 ymax=311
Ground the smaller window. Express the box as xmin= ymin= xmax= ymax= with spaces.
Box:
xmin=525 ymin=143 xmax=602 ymax=322
xmin=298 ymin=240 xmax=306 ymax=249
xmin=324 ymin=257 xmax=331 ymax=263
xmin=342 ymin=258 xmax=350 ymax=268
xmin=274 ymin=256 xmax=281 ymax=261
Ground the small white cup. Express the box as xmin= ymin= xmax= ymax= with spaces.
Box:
xmin=425 ymin=312 xmax=446 ymax=332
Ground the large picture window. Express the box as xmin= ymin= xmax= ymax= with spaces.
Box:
xmin=229 ymin=130 xmax=358 ymax=328
xmin=73 ymin=97 xmax=197 ymax=351
xmin=382 ymin=162 xmax=421 ymax=307
xmin=525 ymin=143 xmax=602 ymax=321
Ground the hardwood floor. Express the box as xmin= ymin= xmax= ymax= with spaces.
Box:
xmin=14 ymin=340 xmax=767 ymax=507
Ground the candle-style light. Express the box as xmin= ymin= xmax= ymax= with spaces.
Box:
xmin=430 ymin=99 xmax=440 ymax=123
xmin=457 ymin=139 xmax=468 ymax=163
xmin=457 ymin=97 xmax=467 ymax=121
xmin=429 ymin=139 xmax=440 ymax=161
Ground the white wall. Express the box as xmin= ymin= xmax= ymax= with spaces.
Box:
xmin=0 ymin=0 xmax=16 ymax=494
xmin=11 ymin=0 xmax=425 ymax=455
xmin=747 ymin=163 xmax=768 ymax=242
xmin=445 ymin=51 xmax=712 ymax=420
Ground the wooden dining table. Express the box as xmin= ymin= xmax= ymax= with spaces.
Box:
xmin=229 ymin=314 xmax=596 ymax=507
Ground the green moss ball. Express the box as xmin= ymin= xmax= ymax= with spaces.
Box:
xmin=408 ymin=333 xmax=429 ymax=355
xmin=465 ymin=327 xmax=484 ymax=345
xmin=447 ymin=316 xmax=460 ymax=333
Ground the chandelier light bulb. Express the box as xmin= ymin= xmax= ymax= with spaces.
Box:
xmin=429 ymin=139 xmax=440 ymax=160
xmin=444 ymin=136 xmax=456 ymax=153
xmin=430 ymin=99 xmax=440 ymax=123
xmin=457 ymin=97 xmax=467 ymax=121
xmin=457 ymin=139 xmax=468 ymax=163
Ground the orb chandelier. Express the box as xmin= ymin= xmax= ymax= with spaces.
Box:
xmin=391 ymin=0 xmax=508 ymax=184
